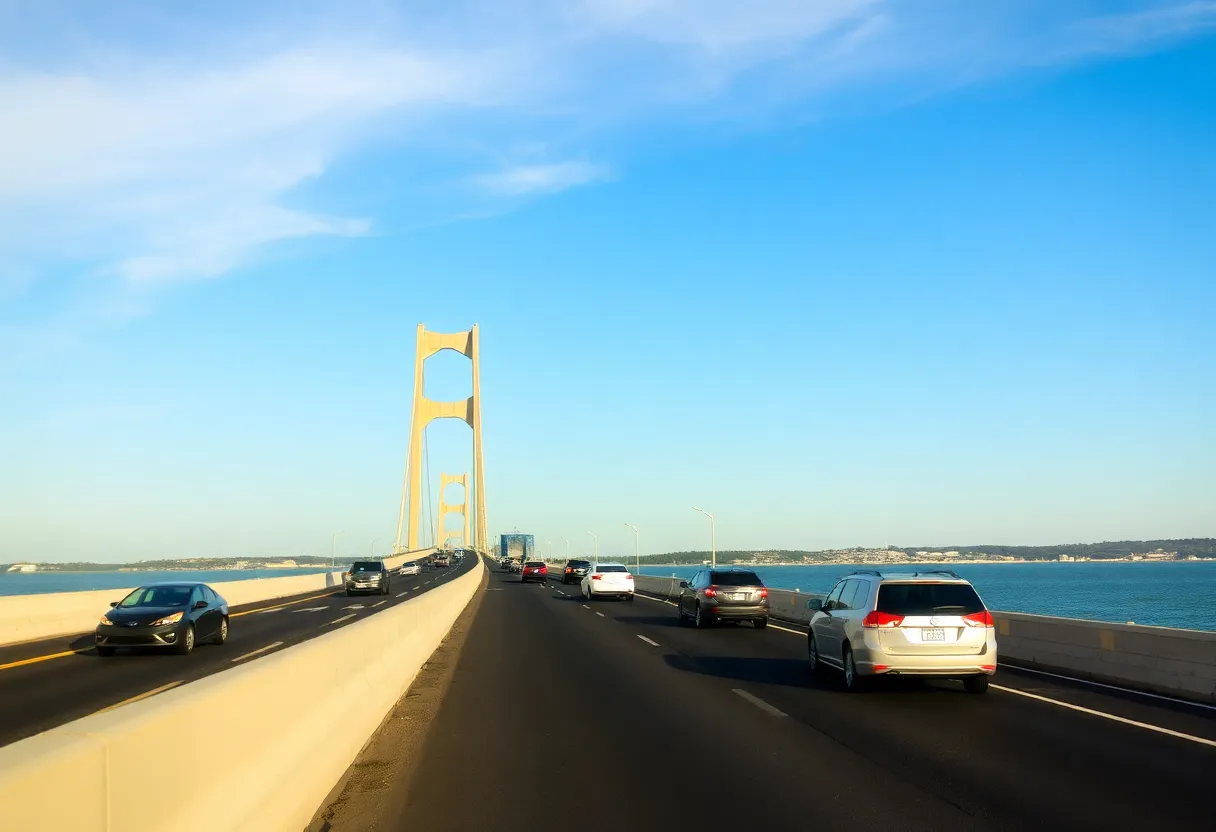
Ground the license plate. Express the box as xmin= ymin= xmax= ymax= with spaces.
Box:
xmin=922 ymin=628 xmax=946 ymax=642
xmin=729 ymin=593 xmax=746 ymax=601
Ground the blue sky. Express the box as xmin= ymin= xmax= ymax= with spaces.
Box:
xmin=1 ymin=1 xmax=1214 ymax=563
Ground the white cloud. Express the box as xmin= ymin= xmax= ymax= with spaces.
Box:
xmin=473 ymin=161 xmax=613 ymax=196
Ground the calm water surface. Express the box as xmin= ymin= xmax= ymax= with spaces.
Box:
xmin=0 ymin=567 xmax=335 ymax=597
xmin=636 ymin=561 xmax=1216 ymax=632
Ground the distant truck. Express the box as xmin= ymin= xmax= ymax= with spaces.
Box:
xmin=500 ymin=534 xmax=535 ymax=566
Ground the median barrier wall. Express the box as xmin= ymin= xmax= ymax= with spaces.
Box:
xmin=0 ymin=553 xmax=482 ymax=832
xmin=0 ymin=548 xmax=436 ymax=647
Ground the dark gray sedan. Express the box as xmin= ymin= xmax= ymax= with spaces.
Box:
xmin=96 ymin=582 xmax=229 ymax=656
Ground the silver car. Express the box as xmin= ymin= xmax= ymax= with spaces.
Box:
xmin=806 ymin=570 xmax=997 ymax=693
xmin=398 ymin=561 xmax=422 ymax=577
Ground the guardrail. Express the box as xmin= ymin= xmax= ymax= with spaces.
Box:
xmin=0 ymin=553 xmax=482 ymax=832
xmin=0 ymin=549 xmax=436 ymax=647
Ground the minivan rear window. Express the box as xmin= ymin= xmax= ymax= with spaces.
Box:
xmin=876 ymin=583 xmax=984 ymax=615
xmin=351 ymin=562 xmax=383 ymax=572
xmin=711 ymin=571 xmax=762 ymax=586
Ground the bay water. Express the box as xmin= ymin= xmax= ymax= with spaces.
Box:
xmin=0 ymin=567 xmax=335 ymax=599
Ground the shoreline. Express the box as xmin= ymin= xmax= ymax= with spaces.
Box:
xmin=636 ymin=558 xmax=1213 ymax=568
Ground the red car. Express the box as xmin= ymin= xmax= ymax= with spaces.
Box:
xmin=521 ymin=561 xmax=548 ymax=584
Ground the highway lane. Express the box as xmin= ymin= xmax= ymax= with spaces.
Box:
xmin=316 ymin=567 xmax=1213 ymax=831
xmin=0 ymin=557 xmax=476 ymax=748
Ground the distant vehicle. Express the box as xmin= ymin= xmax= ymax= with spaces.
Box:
xmin=434 ymin=553 xmax=450 ymax=568
xmin=452 ymin=550 xmax=465 ymax=562
xmin=521 ymin=561 xmax=548 ymax=583
xmin=499 ymin=558 xmax=512 ymax=571
xmin=805 ymin=570 xmax=997 ymax=693
xmin=345 ymin=561 xmax=391 ymax=596
xmin=398 ymin=561 xmax=422 ymax=577
xmin=95 ymin=582 xmax=229 ymax=656
xmin=561 ymin=559 xmax=592 ymax=585
xmin=581 ymin=563 xmax=634 ymax=601
xmin=676 ymin=569 xmax=769 ymax=630
xmin=508 ymin=560 xmax=523 ymax=573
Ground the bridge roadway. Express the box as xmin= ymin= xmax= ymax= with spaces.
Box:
xmin=314 ymin=566 xmax=1214 ymax=831
xmin=0 ymin=556 xmax=476 ymax=748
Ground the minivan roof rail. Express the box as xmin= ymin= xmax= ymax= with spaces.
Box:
xmin=913 ymin=569 xmax=962 ymax=579
xmin=847 ymin=569 xmax=884 ymax=577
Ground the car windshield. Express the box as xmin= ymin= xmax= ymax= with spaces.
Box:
xmin=351 ymin=562 xmax=383 ymax=572
xmin=118 ymin=585 xmax=193 ymax=608
xmin=711 ymin=572 xmax=762 ymax=586
xmin=876 ymin=583 xmax=985 ymax=615
xmin=597 ymin=565 xmax=628 ymax=573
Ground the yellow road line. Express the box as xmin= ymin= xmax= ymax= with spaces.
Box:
xmin=93 ymin=680 xmax=183 ymax=715
xmin=0 ymin=649 xmax=90 ymax=672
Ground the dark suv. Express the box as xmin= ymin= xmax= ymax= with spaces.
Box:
xmin=561 ymin=559 xmax=592 ymax=585
xmin=345 ymin=561 xmax=390 ymax=596
xmin=676 ymin=569 xmax=769 ymax=629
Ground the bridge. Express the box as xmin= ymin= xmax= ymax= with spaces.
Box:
xmin=0 ymin=324 xmax=1212 ymax=830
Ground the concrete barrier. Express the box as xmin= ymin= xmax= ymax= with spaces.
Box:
xmin=0 ymin=549 xmax=436 ymax=647
xmin=0 ymin=554 xmax=482 ymax=832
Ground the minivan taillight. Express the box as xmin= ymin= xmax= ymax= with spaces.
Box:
xmin=863 ymin=611 xmax=904 ymax=628
xmin=962 ymin=611 xmax=994 ymax=628
xmin=704 ymin=587 xmax=717 ymax=598
xmin=759 ymin=588 xmax=768 ymax=598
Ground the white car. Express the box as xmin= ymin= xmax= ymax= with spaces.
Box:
xmin=398 ymin=561 xmax=422 ymax=577
xmin=581 ymin=563 xmax=635 ymax=601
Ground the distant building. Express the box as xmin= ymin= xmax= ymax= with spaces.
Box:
xmin=265 ymin=559 xmax=298 ymax=569
xmin=5 ymin=563 xmax=37 ymax=573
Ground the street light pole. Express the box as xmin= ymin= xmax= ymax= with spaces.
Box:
xmin=692 ymin=507 xmax=715 ymax=568
xmin=561 ymin=536 xmax=569 ymax=560
xmin=331 ymin=530 xmax=345 ymax=569
xmin=586 ymin=531 xmax=598 ymax=564
xmin=625 ymin=523 xmax=639 ymax=574
xmin=371 ymin=538 xmax=380 ymax=558
xmin=546 ymin=540 xmax=553 ymax=562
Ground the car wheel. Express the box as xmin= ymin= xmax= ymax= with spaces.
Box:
xmin=345 ymin=589 xmax=352 ymax=597
xmin=695 ymin=604 xmax=707 ymax=629
xmin=96 ymin=646 xmax=115 ymax=657
xmin=214 ymin=616 xmax=228 ymax=645
xmin=842 ymin=645 xmax=864 ymax=692
xmin=175 ymin=624 xmax=196 ymax=656
xmin=807 ymin=633 xmax=821 ymax=673
xmin=754 ymin=617 xmax=768 ymax=630
xmin=964 ymin=675 xmax=990 ymax=695
xmin=626 ymin=593 xmax=635 ymax=603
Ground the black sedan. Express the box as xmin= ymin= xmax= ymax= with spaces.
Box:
xmin=95 ymin=582 xmax=229 ymax=656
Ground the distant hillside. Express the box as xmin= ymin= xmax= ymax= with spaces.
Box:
xmin=639 ymin=539 xmax=1216 ymax=564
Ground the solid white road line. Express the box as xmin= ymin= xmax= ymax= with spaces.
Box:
xmin=94 ymin=680 xmax=183 ymax=714
xmin=768 ymin=622 xmax=805 ymax=636
xmin=328 ymin=614 xmax=357 ymax=626
xmin=372 ymin=600 xmax=387 ymax=608
xmin=230 ymin=641 xmax=284 ymax=663
xmin=991 ymin=684 xmax=1216 ymax=748
xmin=999 ymin=664 xmax=1216 ymax=712
xmin=397 ymin=591 xmax=410 ymax=598
xmin=732 ymin=688 xmax=788 ymax=717
xmin=595 ymin=612 xmax=605 ymax=617
xmin=637 ymin=635 xmax=660 ymax=647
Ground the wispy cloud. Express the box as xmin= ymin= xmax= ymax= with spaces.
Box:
xmin=473 ymin=161 xmax=613 ymax=196
xmin=1 ymin=0 xmax=1212 ymax=321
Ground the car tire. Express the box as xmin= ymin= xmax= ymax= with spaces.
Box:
xmin=214 ymin=616 xmax=228 ymax=645
xmin=695 ymin=604 xmax=708 ymax=629
xmin=96 ymin=646 xmax=115 ymax=657
xmin=175 ymin=624 xmax=196 ymax=656
xmin=842 ymin=645 xmax=864 ymax=692
xmin=754 ymin=617 xmax=768 ymax=630
xmin=626 ymin=593 xmax=635 ymax=603
xmin=964 ymin=675 xmax=990 ymax=695
xmin=807 ymin=633 xmax=821 ymax=673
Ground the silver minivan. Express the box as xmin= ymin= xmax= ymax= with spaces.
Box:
xmin=806 ymin=570 xmax=997 ymax=693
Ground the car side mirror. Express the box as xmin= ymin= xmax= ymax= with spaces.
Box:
xmin=193 ymin=600 xmax=208 ymax=610
xmin=806 ymin=599 xmax=822 ymax=612
xmin=679 ymin=581 xmax=688 ymax=589
xmin=109 ymin=601 xmax=118 ymax=608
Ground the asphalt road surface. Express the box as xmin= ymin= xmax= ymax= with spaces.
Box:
xmin=0 ymin=557 xmax=476 ymax=747
xmin=313 ymin=566 xmax=1215 ymax=831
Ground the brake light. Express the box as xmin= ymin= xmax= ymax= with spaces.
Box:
xmin=759 ymin=588 xmax=768 ymax=598
xmin=565 ymin=568 xmax=572 ymax=573
xmin=704 ymin=586 xmax=717 ymax=598
xmin=863 ymin=611 xmax=904 ymax=628
xmin=591 ymin=575 xmax=602 ymax=580
xmin=962 ymin=611 xmax=994 ymax=628
xmin=981 ymin=665 xmax=996 ymax=671
xmin=872 ymin=664 xmax=889 ymax=672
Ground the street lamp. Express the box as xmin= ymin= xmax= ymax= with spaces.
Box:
xmin=586 ymin=531 xmax=598 ymax=564
xmin=625 ymin=523 xmax=639 ymax=574
xmin=561 ymin=536 xmax=569 ymax=560
xmin=546 ymin=540 xmax=553 ymax=561
xmin=692 ymin=507 xmax=715 ymax=568
xmin=331 ymin=530 xmax=344 ymax=569
xmin=371 ymin=538 xmax=380 ymax=558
